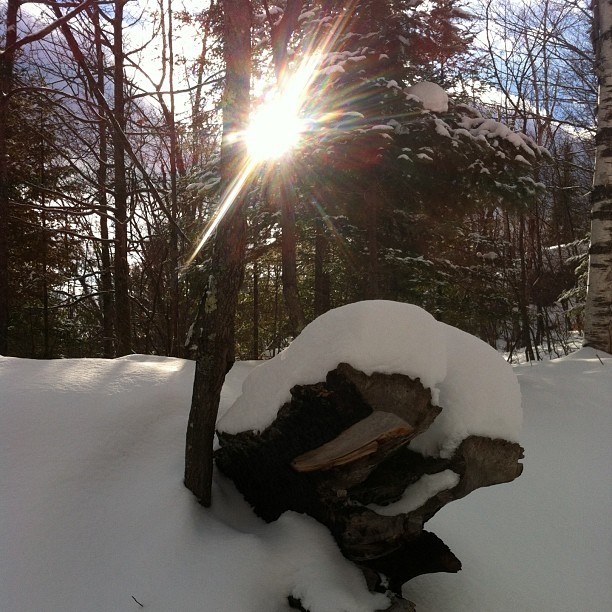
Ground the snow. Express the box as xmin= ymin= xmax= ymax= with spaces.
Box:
xmin=319 ymin=64 xmax=345 ymax=76
xmin=458 ymin=116 xmax=539 ymax=157
xmin=369 ymin=470 xmax=460 ymax=516
xmin=405 ymin=348 xmax=612 ymax=611
xmin=405 ymin=82 xmax=449 ymax=113
xmin=1 ymin=328 xmax=611 ymax=611
xmin=219 ymin=302 xmax=448 ymax=434
xmin=410 ymin=323 xmax=522 ymax=458
xmin=0 ymin=355 xmax=386 ymax=612
xmin=219 ymin=302 xmax=521 ymax=464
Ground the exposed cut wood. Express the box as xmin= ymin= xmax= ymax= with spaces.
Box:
xmin=291 ymin=411 xmax=414 ymax=472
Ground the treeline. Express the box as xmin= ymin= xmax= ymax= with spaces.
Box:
xmin=0 ymin=0 xmax=595 ymax=361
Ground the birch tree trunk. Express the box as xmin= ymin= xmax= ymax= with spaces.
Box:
xmin=585 ymin=0 xmax=612 ymax=353
xmin=184 ymin=0 xmax=252 ymax=505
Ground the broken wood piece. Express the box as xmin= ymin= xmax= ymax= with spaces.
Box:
xmin=291 ymin=411 xmax=414 ymax=473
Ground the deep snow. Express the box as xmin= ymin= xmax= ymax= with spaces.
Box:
xmin=1 ymin=346 xmax=611 ymax=610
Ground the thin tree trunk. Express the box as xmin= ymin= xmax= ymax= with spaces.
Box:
xmin=518 ymin=214 xmax=535 ymax=361
xmin=314 ymin=221 xmax=330 ymax=317
xmin=273 ymin=262 xmax=280 ymax=354
xmin=93 ymin=4 xmax=115 ymax=358
xmin=252 ymin=261 xmax=259 ymax=359
xmin=41 ymin=209 xmax=50 ymax=358
xmin=39 ymin=119 xmax=51 ymax=359
xmin=585 ymin=0 xmax=612 ymax=353
xmin=0 ymin=0 xmax=18 ymax=355
xmin=184 ymin=0 xmax=251 ymax=505
xmin=268 ymin=0 xmax=306 ymax=337
xmin=279 ymin=169 xmax=306 ymax=337
xmin=365 ymin=185 xmax=380 ymax=300
xmin=191 ymin=12 xmax=212 ymax=169
xmin=112 ymin=0 xmax=132 ymax=356
xmin=166 ymin=0 xmax=181 ymax=356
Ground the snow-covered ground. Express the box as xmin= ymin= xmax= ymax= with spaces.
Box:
xmin=1 ymin=338 xmax=611 ymax=610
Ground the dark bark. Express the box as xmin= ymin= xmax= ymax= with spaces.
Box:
xmin=112 ymin=0 xmax=132 ymax=356
xmin=267 ymin=0 xmax=307 ymax=337
xmin=184 ymin=0 xmax=252 ymax=505
xmin=518 ymin=215 xmax=536 ymax=360
xmin=252 ymin=261 xmax=260 ymax=359
xmin=313 ymin=221 xmax=330 ymax=317
xmin=167 ymin=0 xmax=180 ymax=356
xmin=280 ymin=169 xmax=306 ymax=338
xmin=93 ymin=5 xmax=115 ymax=357
xmin=365 ymin=186 xmax=380 ymax=299
xmin=267 ymin=0 xmax=304 ymax=81
xmin=156 ymin=0 xmax=184 ymax=356
xmin=0 ymin=0 xmax=18 ymax=355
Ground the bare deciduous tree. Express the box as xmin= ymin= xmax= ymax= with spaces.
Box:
xmin=184 ymin=0 xmax=252 ymax=505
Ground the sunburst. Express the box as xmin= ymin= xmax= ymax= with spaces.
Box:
xmin=183 ymin=5 xmax=354 ymax=269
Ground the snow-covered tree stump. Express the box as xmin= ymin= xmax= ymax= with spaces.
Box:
xmin=216 ymin=362 xmax=523 ymax=608
xmin=215 ymin=301 xmax=524 ymax=611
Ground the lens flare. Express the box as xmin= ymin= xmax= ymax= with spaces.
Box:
xmin=183 ymin=3 xmax=357 ymax=269
xmin=246 ymin=98 xmax=306 ymax=161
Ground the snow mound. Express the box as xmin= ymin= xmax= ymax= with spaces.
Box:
xmin=0 ymin=355 xmax=387 ymax=612
xmin=405 ymin=81 xmax=449 ymax=113
xmin=218 ymin=301 xmax=522 ymax=457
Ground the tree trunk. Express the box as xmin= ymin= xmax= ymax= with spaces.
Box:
xmin=184 ymin=0 xmax=252 ymax=505
xmin=93 ymin=4 xmax=115 ymax=358
xmin=518 ymin=214 xmax=536 ymax=361
xmin=365 ymin=185 xmax=380 ymax=300
xmin=280 ymin=169 xmax=306 ymax=337
xmin=252 ymin=261 xmax=260 ymax=359
xmin=112 ymin=0 xmax=132 ymax=356
xmin=0 ymin=0 xmax=18 ymax=355
xmin=585 ymin=0 xmax=612 ymax=353
xmin=314 ymin=221 xmax=330 ymax=317
xmin=165 ymin=0 xmax=182 ymax=356
xmin=269 ymin=0 xmax=306 ymax=338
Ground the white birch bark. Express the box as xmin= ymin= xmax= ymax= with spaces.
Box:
xmin=585 ymin=0 xmax=612 ymax=353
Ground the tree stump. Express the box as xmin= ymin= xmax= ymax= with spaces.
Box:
xmin=215 ymin=362 xmax=523 ymax=610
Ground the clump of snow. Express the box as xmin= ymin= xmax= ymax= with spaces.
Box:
xmin=369 ymin=470 xmax=460 ymax=516
xmin=411 ymin=323 xmax=523 ymax=458
xmin=319 ymin=63 xmax=345 ymax=76
xmin=218 ymin=301 xmax=522 ymax=461
xmin=218 ymin=301 xmax=447 ymax=434
xmin=405 ymin=81 xmax=449 ymax=113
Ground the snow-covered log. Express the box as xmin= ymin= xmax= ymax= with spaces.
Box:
xmin=215 ymin=301 xmax=524 ymax=610
xmin=216 ymin=366 xmax=523 ymax=607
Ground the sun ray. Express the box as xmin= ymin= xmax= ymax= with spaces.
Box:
xmin=183 ymin=1 xmax=360 ymax=270
xmin=182 ymin=157 xmax=258 ymax=271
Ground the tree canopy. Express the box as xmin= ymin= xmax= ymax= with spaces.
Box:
xmin=0 ymin=0 xmax=596 ymax=362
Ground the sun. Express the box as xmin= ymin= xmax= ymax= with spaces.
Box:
xmin=245 ymin=97 xmax=306 ymax=161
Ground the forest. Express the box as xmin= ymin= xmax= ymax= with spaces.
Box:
xmin=0 ymin=0 xmax=599 ymax=362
